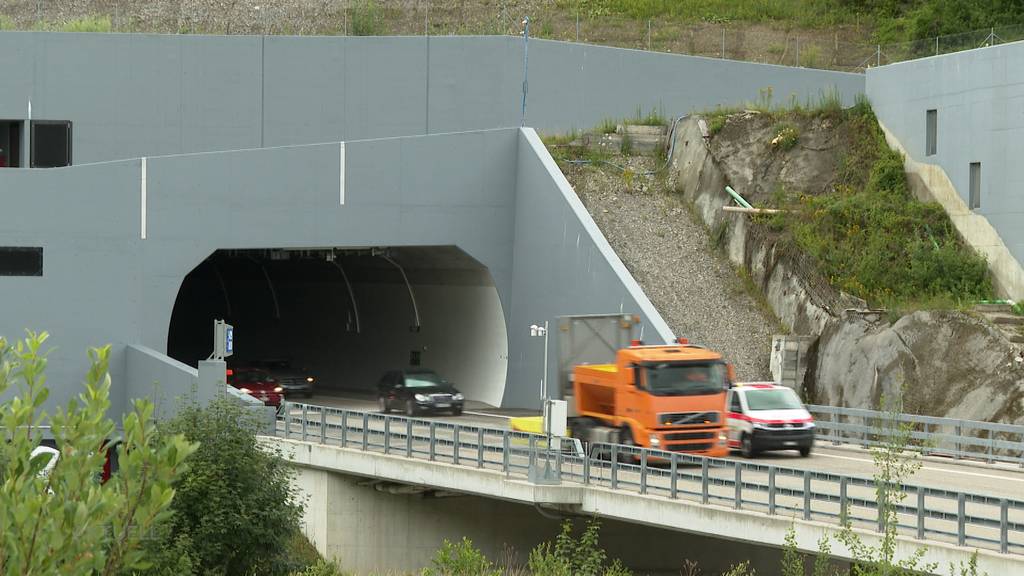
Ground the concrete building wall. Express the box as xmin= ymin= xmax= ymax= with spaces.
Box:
xmin=0 ymin=31 xmax=863 ymax=165
xmin=867 ymin=43 xmax=1024 ymax=298
xmin=0 ymin=127 xmax=674 ymax=411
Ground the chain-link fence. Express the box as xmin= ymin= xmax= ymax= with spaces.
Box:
xmin=1 ymin=1 xmax=1022 ymax=73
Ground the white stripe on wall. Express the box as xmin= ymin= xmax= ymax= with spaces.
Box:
xmin=340 ymin=141 xmax=346 ymax=206
xmin=141 ymin=157 xmax=147 ymax=239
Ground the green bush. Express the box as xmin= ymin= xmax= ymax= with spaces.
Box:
xmin=289 ymin=559 xmax=348 ymax=576
xmin=61 ymin=15 xmax=112 ymax=32
xmin=424 ymin=537 xmax=500 ymax=576
xmin=527 ymin=519 xmax=631 ymax=576
xmin=0 ymin=332 xmax=196 ymax=576
xmin=149 ymin=397 xmax=305 ymax=576
xmin=770 ymin=103 xmax=992 ymax=308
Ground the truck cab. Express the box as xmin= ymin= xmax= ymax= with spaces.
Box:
xmin=571 ymin=340 xmax=731 ymax=457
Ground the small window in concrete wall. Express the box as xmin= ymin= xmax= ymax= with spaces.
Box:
xmin=926 ymin=109 xmax=937 ymax=156
xmin=30 ymin=121 xmax=72 ymax=168
xmin=0 ymin=121 xmax=23 ymax=167
xmin=969 ymin=162 xmax=981 ymax=210
xmin=0 ymin=247 xmax=43 ymax=276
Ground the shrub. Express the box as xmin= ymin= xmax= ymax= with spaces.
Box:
xmin=61 ymin=15 xmax=112 ymax=32
xmin=152 ymin=397 xmax=305 ymax=576
xmin=771 ymin=123 xmax=800 ymax=150
xmin=424 ymin=537 xmax=500 ymax=576
xmin=0 ymin=331 xmax=196 ymax=576
xmin=527 ymin=519 xmax=631 ymax=576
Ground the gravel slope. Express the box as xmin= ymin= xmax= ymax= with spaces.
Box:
xmin=560 ymin=154 xmax=775 ymax=381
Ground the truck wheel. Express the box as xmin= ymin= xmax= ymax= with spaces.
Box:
xmin=378 ymin=397 xmax=390 ymax=414
xmin=618 ymin=426 xmax=637 ymax=463
xmin=740 ymin=433 xmax=756 ymax=458
xmin=405 ymin=400 xmax=418 ymax=417
xmin=799 ymin=445 xmax=812 ymax=457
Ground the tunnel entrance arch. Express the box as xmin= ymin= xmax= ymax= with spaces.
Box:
xmin=167 ymin=246 xmax=509 ymax=406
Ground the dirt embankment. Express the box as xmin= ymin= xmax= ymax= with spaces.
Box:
xmin=553 ymin=149 xmax=776 ymax=382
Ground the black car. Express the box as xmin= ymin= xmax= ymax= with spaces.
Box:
xmin=377 ymin=369 xmax=464 ymax=416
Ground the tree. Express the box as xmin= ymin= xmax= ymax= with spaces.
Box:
xmin=154 ymin=397 xmax=305 ymax=576
xmin=0 ymin=331 xmax=197 ymax=575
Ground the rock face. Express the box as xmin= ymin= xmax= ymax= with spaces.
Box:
xmin=813 ymin=310 xmax=1024 ymax=423
xmin=670 ymin=115 xmax=1024 ymax=421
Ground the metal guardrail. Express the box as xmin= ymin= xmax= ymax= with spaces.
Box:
xmin=275 ymin=402 xmax=1024 ymax=556
xmin=808 ymin=405 xmax=1024 ymax=466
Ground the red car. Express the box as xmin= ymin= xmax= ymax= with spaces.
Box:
xmin=227 ymin=368 xmax=284 ymax=407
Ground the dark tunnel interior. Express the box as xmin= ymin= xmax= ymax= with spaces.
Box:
xmin=166 ymin=247 xmax=508 ymax=405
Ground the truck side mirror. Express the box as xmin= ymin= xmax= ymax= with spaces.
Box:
xmin=726 ymin=364 xmax=736 ymax=388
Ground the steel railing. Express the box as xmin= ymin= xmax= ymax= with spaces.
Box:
xmin=808 ymin=405 xmax=1024 ymax=466
xmin=274 ymin=402 xmax=1024 ymax=555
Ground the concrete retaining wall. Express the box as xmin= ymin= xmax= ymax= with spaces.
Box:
xmin=0 ymin=31 xmax=863 ymax=166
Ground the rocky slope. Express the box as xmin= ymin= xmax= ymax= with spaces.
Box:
xmin=555 ymin=150 xmax=776 ymax=382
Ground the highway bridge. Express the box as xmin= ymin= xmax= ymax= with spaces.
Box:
xmin=265 ymin=399 xmax=1024 ymax=575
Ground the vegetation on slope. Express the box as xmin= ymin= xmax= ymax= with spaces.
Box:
xmin=732 ymin=99 xmax=994 ymax=309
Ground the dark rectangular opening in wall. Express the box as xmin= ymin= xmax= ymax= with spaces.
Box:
xmin=0 ymin=120 xmax=23 ymax=167
xmin=926 ymin=109 xmax=937 ymax=156
xmin=0 ymin=247 xmax=43 ymax=276
xmin=31 ymin=121 xmax=72 ymax=168
xmin=969 ymin=162 xmax=981 ymax=210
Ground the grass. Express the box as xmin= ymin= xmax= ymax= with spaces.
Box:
xmin=751 ymin=101 xmax=993 ymax=309
xmin=553 ymin=0 xmax=861 ymax=28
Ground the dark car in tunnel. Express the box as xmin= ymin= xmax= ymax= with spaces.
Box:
xmin=377 ymin=369 xmax=465 ymax=416
xmin=227 ymin=368 xmax=284 ymax=408
xmin=249 ymin=359 xmax=315 ymax=398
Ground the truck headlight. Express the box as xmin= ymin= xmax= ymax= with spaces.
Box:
xmin=453 ymin=393 xmax=465 ymax=401
xmin=239 ymin=387 xmax=252 ymax=394
xmin=306 ymin=377 xmax=315 ymax=383
xmin=718 ymin=434 xmax=728 ymax=445
xmin=648 ymin=434 xmax=661 ymax=447
xmin=414 ymin=394 xmax=429 ymax=402
xmin=273 ymin=386 xmax=284 ymax=393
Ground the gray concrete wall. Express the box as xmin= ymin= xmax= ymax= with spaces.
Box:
xmin=125 ymin=345 xmax=199 ymax=420
xmin=0 ymin=126 xmax=678 ymax=411
xmin=504 ymin=129 xmax=673 ymax=407
xmin=867 ymin=43 xmax=1024 ymax=297
xmin=0 ymin=31 xmax=863 ymax=165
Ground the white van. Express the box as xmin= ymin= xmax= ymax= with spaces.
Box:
xmin=726 ymin=383 xmax=815 ymax=458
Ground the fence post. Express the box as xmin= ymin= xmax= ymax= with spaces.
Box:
xmin=670 ymin=453 xmax=678 ymax=499
xmin=341 ymin=411 xmax=348 ymax=447
xmin=453 ymin=426 xmax=461 ymax=465
xmin=795 ymin=37 xmax=800 ymax=67
xmin=320 ymin=409 xmax=326 ymax=444
xmin=406 ymin=419 xmax=413 ymax=458
xmin=647 ymin=19 xmax=651 ymax=51
xmin=575 ymin=12 xmax=579 ymax=43
xmin=383 ymin=417 xmax=391 ymax=454
xmin=917 ymin=488 xmax=926 ymax=539
xmin=840 ymin=477 xmax=848 ymax=525
xmin=283 ymin=403 xmax=291 ymax=439
xmin=640 ymin=449 xmax=648 ymax=495
xmin=1001 ymin=499 xmax=1010 ymax=553
xmin=957 ymin=493 xmax=966 ymax=546
xmin=477 ymin=428 xmax=485 ymax=469
xmin=876 ymin=44 xmax=880 ymax=67
xmin=610 ymin=445 xmax=619 ymax=489
xmin=721 ymin=27 xmax=726 ymax=59
xmin=429 ymin=422 xmax=436 ymax=461
xmin=955 ymin=422 xmax=963 ymax=459
xmin=301 ymin=405 xmax=308 ymax=441
xmin=803 ymin=471 xmax=811 ymax=520
xmin=583 ymin=444 xmax=591 ymax=485
xmin=734 ymin=465 xmax=742 ymax=509
xmin=701 ymin=459 xmax=709 ymax=504
xmin=361 ymin=413 xmax=369 ymax=450
xmin=502 ymin=431 xmax=510 ymax=474
xmin=768 ymin=467 xmax=776 ymax=515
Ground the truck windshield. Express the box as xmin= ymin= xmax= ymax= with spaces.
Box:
xmin=643 ymin=362 xmax=726 ymax=396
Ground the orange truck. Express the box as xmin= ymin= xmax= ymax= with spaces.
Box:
xmin=569 ymin=340 xmax=732 ymax=457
